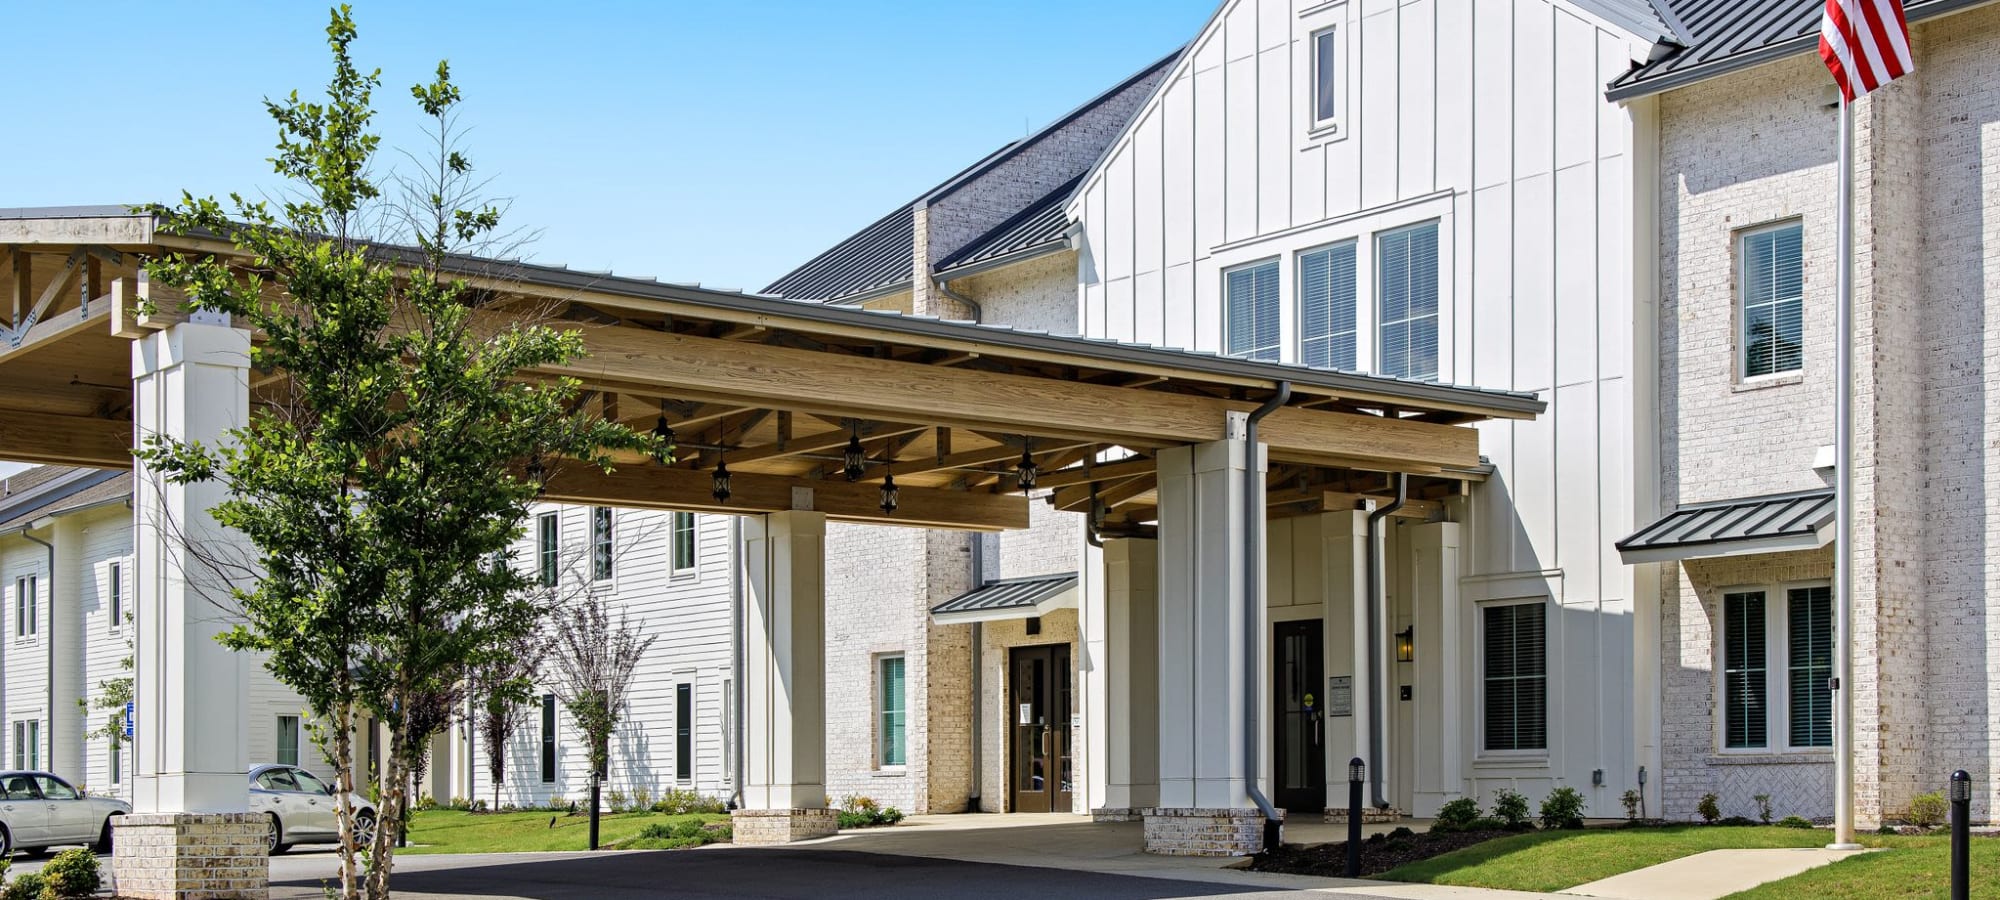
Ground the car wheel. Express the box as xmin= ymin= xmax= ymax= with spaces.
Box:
xmin=94 ymin=818 xmax=114 ymax=854
xmin=265 ymin=813 xmax=290 ymax=855
xmin=0 ymin=824 xmax=11 ymax=857
xmin=353 ymin=811 xmax=378 ymax=849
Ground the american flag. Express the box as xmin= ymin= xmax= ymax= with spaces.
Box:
xmin=1819 ymin=0 xmax=1914 ymax=101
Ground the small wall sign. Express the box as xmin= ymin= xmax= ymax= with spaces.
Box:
xmin=1326 ymin=676 xmax=1353 ymax=717
xmin=1018 ymin=703 xmax=1033 ymax=725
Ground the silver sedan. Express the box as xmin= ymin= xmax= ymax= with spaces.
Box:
xmin=0 ymin=771 xmax=128 ymax=856
xmin=247 ymin=764 xmax=377 ymax=854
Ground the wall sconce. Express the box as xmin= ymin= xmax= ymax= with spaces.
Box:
xmin=1396 ymin=626 xmax=1414 ymax=663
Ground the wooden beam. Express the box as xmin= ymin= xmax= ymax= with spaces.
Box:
xmin=1052 ymin=474 xmax=1154 ymax=513
xmin=521 ymin=318 xmax=1481 ymax=471
xmin=1319 ymin=491 xmax=1443 ymax=519
xmin=725 ymin=422 xmax=926 ymax=466
xmin=540 ymin=463 xmax=1027 ymax=531
xmin=0 ymin=409 xmax=131 ymax=469
xmin=20 ymin=248 xmax=85 ymax=333
xmin=7 ymin=251 xmax=28 ymax=331
xmin=1033 ymin=457 xmax=1156 ymax=490
xmin=0 ymin=292 xmax=112 ymax=369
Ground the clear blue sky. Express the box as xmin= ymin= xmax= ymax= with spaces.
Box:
xmin=2 ymin=1 xmax=1211 ymax=293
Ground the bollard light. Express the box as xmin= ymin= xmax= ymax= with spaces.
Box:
xmin=1950 ymin=769 xmax=1971 ymax=900
xmin=1950 ymin=770 xmax=1972 ymax=803
xmin=1350 ymin=757 xmax=1366 ymax=783
xmin=1345 ymin=757 xmax=1365 ymax=878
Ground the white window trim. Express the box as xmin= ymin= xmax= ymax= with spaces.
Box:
xmin=1473 ymin=597 xmax=1550 ymax=763
xmin=535 ymin=511 xmax=561 ymax=589
xmin=1734 ymin=218 xmax=1807 ymax=385
xmin=13 ymin=573 xmax=39 ymax=644
xmin=673 ymin=675 xmax=696 ymax=784
xmin=1296 ymin=238 xmax=1362 ymax=371
xmin=1375 ymin=219 xmax=1444 ymax=383
xmin=1221 ymin=256 xmax=1284 ymax=363
xmin=1712 ymin=579 xmax=1834 ymax=756
xmin=106 ymin=560 xmax=125 ymax=633
xmin=1296 ymin=2 xmax=1352 ymax=146
xmin=874 ymin=653 xmax=908 ymax=771
xmin=588 ymin=506 xmax=616 ymax=586
xmin=670 ymin=511 xmax=699 ymax=578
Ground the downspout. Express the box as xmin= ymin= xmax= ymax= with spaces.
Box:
xmin=20 ymin=527 xmax=55 ymax=772
xmin=1365 ymin=474 xmax=1407 ymax=809
xmin=1243 ymin=383 xmax=1290 ymax=848
xmin=729 ymin=515 xmax=745 ymax=808
xmin=968 ymin=534 xmax=984 ymax=811
xmin=932 ymin=277 xmax=985 ymax=324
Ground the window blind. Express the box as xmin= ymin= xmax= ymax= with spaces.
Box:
xmin=1787 ymin=586 xmax=1833 ymax=748
xmin=1742 ymin=224 xmax=1804 ymax=377
xmin=1482 ymin=603 xmax=1547 ymax=751
xmin=1225 ymin=260 xmax=1282 ymax=362
xmin=1723 ymin=591 xmax=1768 ymax=748
xmin=1378 ymin=222 xmax=1440 ymax=381
xmin=1300 ymin=242 xmax=1358 ymax=370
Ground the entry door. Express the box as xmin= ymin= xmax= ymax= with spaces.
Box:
xmin=1274 ymin=619 xmax=1326 ymax=813
xmin=1009 ymin=644 xmax=1073 ymax=813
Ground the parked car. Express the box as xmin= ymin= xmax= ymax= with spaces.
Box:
xmin=0 ymin=771 xmax=128 ymax=856
xmin=247 ymin=764 xmax=377 ymax=854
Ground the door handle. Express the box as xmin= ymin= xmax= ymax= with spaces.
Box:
xmin=1041 ymin=728 xmax=1051 ymax=757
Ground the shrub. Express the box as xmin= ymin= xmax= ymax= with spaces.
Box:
xmin=1539 ymin=787 xmax=1586 ymax=830
xmin=1717 ymin=816 xmax=1757 ymax=827
xmin=1697 ymin=793 xmax=1721 ymax=824
xmin=653 ymin=788 xmax=727 ymax=815
xmin=1778 ymin=815 xmax=1815 ymax=829
xmin=1434 ymin=797 xmax=1482 ymax=832
xmin=38 ymin=849 xmax=100 ymax=899
xmin=1465 ymin=817 xmax=1508 ymax=832
xmin=632 ymin=787 xmax=653 ymax=812
xmin=1752 ymin=793 xmax=1773 ymax=825
xmin=0 ymin=872 xmax=46 ymax=900
xmin=1386 ymin=826 xmax=1415 ymax=840
xmin=605 ymin=789 xmax=628 ymax=812
xmin=1492 ymin=788 xmax=1532 ymax=830
xmin=1620 ymin=789 xmax=1642 ymax=821
xmin=1905 ymin=792 xmax=1949 ymax=829
xmin=836 ymin=796 xmax=904 ymax=829
xmin=629 ymin=819 xmax=730 ymax=849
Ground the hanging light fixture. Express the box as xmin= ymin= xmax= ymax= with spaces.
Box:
xmin=879 ymin=468 xmax=899 ymax=514
xmin=1016 ymin=444 xmax=1039 ymax=493
xmin=525 ymin=453 xmax=548 ymax=496
xmin=712 ymin=460 xmax=732 ymax=503
xmin=843 ymin=426 xmax=866 ymax=482
xmin=652 ymin=415 xmax=675 ymax=465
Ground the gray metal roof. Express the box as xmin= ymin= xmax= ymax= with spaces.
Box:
xmin=1570 ymin=0 xmax=1678 ymax=41
xmin=930 ymin=573 xmax=1079 ymax=621
xmin=1616 ymin=487 xmax=1834 ymax=564
xmin=1606 ymin=0 xmax=1980 ymax=100
xmin=933 ymin=174 xmax=1081 ymax=277
xmin=0 ymin=467 xmax=127 ymax=531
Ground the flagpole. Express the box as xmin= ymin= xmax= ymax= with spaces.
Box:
xmin=1830 ymin=90 xmax=1860 ymax=852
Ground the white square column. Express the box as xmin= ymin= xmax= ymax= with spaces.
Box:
xmin=1094 ymin=537 xmax=1158 ymax=819
xmin=734 ymin=510 xmax=837 ymax=844
xmin=121 ymin=323 xmax=267 ymax=900
xmin=1146 ymin=418 xmax=1272 ymax=856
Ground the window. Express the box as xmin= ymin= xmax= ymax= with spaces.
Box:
xmin=12 ymin=721 xmax=38 ymax=770
xmin=1224 ymin=260 xmax=1282 ymax=362
xmin=540 ymin=694 xmax=557 ymax=783
xmin=877 ymin=655 xmax=907 ymax=767
xmin=1299 ymin=242 xmax=1359 ymax=370
xmin=109 ymin=737 xmax=120 ymax=785
xmin=1740 ymin=222 xmax=1804 ymax=378
xmin=1312 ymin=27 xmax=1339 ymax=127
xmin=1788 ymin=587 xmax=1833 ymax=748
xmin=15 ymin=575 xmax=36 ymax=638
xmin=1378 ymin=222 xmax=1440 ymax=381
xmin=675 ymin=682 xmax=693 ymax=782
xmin=1722 ymin=591 xmax=1768 ymax=749
xmin=671 ymin=512 xmax=696 ymax=573
xmin=108 ymin=562 xmax=123 ymax=629
xmin=277 ymin=715 xmax=301 ymax=767
xmin=536 ymin=513 xmax=559 ymax=588
xmin=1482 ymin=602 xmax=1546 ymax=752
xmin=590 ymin=507 xmax=614 ymax=582
xmin=721 ymin=678 xmax=735 ymax=784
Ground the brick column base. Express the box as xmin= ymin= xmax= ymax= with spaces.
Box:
xmin=112 ymin=813 xmax=270 ymax=900
xmin=1323 ymin=806 xmax=1404 ymax=824
xmin=729 ymin=808 xmax=839 ymax=845
xmin=1091 ymin=807 xmax=1142 ymax=823
xmin=1140 ymin=807 xmax=1274 ymax=856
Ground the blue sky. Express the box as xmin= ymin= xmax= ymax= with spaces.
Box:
xmin=3 ymin=1 xmax=1211 ymax=292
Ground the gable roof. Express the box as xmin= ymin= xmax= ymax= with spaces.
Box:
xmin=1606 ymin=0 xmax=1982 ymax=100
xmin=933 ymin=174 xmax=1082 ymax=278
xmin=0 ymin=467 xmax=128 ymax=532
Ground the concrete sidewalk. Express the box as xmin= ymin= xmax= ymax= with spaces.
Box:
xmin=1560 ymin=847 xmax=1875 ymax=900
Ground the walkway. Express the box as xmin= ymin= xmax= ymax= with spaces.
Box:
xmin=1560 ymin=847 xmax=1873 ymax=900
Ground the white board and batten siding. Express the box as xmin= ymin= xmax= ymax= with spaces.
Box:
xmin=1070 ymin=0 xmax=1653 ymax=816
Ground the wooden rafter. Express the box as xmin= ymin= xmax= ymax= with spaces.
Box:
xmin=540 ymin=461 xmax=1026 ymax=531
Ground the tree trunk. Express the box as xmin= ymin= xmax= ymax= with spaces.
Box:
xmin=331 ymin=701 xmax=360 ymax=900
xmin=366 ymin=719 xmax=411 ymax=900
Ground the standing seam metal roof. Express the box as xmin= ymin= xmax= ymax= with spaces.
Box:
xmin=929 ymin=573 xmax=1079 ymax=617
xmin=1615 ymin=488 xmax=1834 ymax=553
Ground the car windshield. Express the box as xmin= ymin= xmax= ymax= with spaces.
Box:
xmin=32 ymin=776 xmax=76 ymax=800
xmin=291 ymin=770 xmax=332 ymax=795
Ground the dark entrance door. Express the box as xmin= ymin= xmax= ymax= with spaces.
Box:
xmin=1009 ymin=643 xmax=1073 ymax=813
xmin=1274 ymin=619 xmax=1326 ymax=813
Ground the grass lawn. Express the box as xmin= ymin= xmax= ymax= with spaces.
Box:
xmin=1375 ymin=825 xmax=1840 ymax=893
xmin=1726 ymin=833 xmax=2000 ymax=899
xmin=398 ymin=809 xmax=730 ymax=855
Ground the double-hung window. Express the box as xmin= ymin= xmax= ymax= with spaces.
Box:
xmin=877 ymin=655 xmax=907 ymax=768
xmin=276 ymin=715 xmax=301 ymax=766
xmin=12 ymin=721 xmax=37 ymax=770
xmin=536 ymin=513 xmax=559 ymax=588
xmin=14 ymin=575 xmax=35 ymax=639
xmin=1720 ymin=584 xmax=1832 ymax=751
xmin=540 ymin=694 xmax=558 ymax=783
xmin=590 ymin=507 xmax=614 ymax=582
xmin=1482 ymin=601 xmax=1547 ymax=753
xmin=671 ymin=512 xmax=696 ymax=574
xmin=675 ymin=682 xmax=693 ymax=781
xmin=1299 ymin=242 xmax=1359 ymax=370
xmin=1377 ymin=222 xmax=1440 ymax=381
xmin=1740 ymin=222 xmax=1804 ymax=378
xmin=1224 ymin=260 xmax=1282 ymax=362
xmin=107 ymin=562 xmax=122 ymax=630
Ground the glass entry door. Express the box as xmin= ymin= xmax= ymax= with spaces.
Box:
xmin=1009 ymin=643 xmax=1072 ymax=813
xmin=1274 ymin=619 xmax=1326 ymax=813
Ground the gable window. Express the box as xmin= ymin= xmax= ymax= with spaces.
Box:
xmin=1740 ymin=222 xmax=1804 ymax=378
xmin=590 ymin=507 xmax=614 ymax=582
xmin=675 ymin=682 xmax=694 ymax=782
xmin=277 ymin=715 xmax=301 ymax=767
xmin=540 ymin=694 xmax=558 ymax=783
xmin=1377 ymin=222 xmax=1440 ymax=381
xmin=1312 ymin=27 xmax=1340 ymax=128
xmin=1722 ymin=591 xmax=1768 ymax=749
xmin=1719 ymin=583 xmax=1831 ymax=751
xmin=1482 ymin=601 xmax=1546 ymax=753
xmin=14 ymin=575 xmax=36 ymax=639
xmin=672 ymin=512 xmax=697 ymax=574
xmin=1224 ymin=259 xmax=1282 ymax=362
xmin=536 ymin=513 xmax=559 ymax=588
xmin=1299 ymin=242 xmax=1358 ymax=370
xmin=108 ymin=562 xmax=123 ymax=630
xmin=877 ymin=655 xmax=907 ymax=768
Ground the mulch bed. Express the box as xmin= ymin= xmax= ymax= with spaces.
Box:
xmin=1251 ymin=828 xmax=1518 ymax=878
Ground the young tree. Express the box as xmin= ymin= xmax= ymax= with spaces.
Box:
xmin=136 ymin=8 xmax=651 ymax=898
xmin=545 ymin=590 xmax=656 ymax=849
xmin=469 ymin=632 xmax=542 ymax=811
